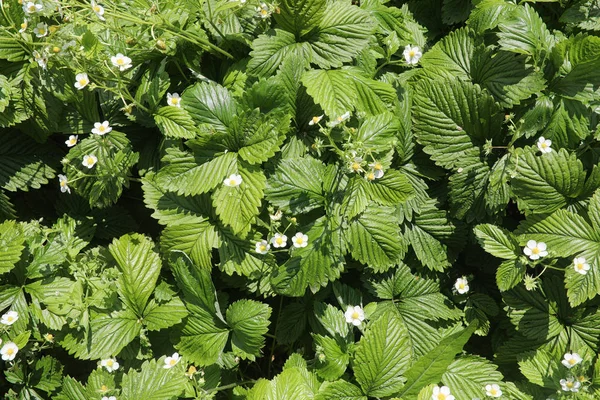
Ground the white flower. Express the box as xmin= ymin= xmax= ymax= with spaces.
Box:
xmin=164 ymin=352 xmax=180 ymax=369
xmin=269 ymin=210 xmax=283 ymax=221
xmin=33 ymin=50 xmax=47 ymax=69
xmin=271 ymin=233 xmax=287 ymax=248
xmin=58 ymin=174 xmax=71 ymax=194
xmin=291 ymin=232 xmax=308 ymax=248
xmin=111 ymin=53 xmax=132 ymax=71
xmin=1 ymin=342 xmax=18 ymax=361
xmin=537 ymin=136 xmax=552 ymax=154
xmin=1 ymin=311 xmax=18 ymax=325
xmin=560 ymin=377 xmax=580 ymax=392
xmin=485 ymin=384 xmax=502 ymax=398
xmin=454 ymin=277 xmax=469 ymax=295
xmin=403 ymin=45 xmax=422 ymax=65
xmin=167 ymin=92 xmax=181 ymax=107
xmin=223 ymin=173 xmax=242 ymax=187
xmin=23 ymin=1 xmax=43 ymax=14
xmin=573 ymin=257 xmax=590 ymax=275
xmin=33 ymin=22 xmax=48 ymax=37
xmin=82 ymin=154 xmax=98 ymax=168
xmin=562 ymin=353 xmax=582 ymax=369
xmin=256 ymin=2 xmax=271 ymax=18
xmin=368 ymin=161 xmax=384 ymax=179
xmin=329 ymin=111 xmax=351 ymax=127
xmin=19 ymin=19 xmax=28 ymax=33
xmin=308 ymin=115 xmax=323 ymax=126
xmin=65 ymin=135 xmax=78 ymax=147
xmin=74 ymin=73 xmax=89 ymax=90
xmin=523 ymin=240 xmax=547 ymax=260
xmin=101 ymin=397 xmax=116 ymax=400
xmin=101 ymin=358 xmax=120 ymax=372
xmin=431 ymin=385 xmax=455 ymax=400
xmin=91 ymin=0 xmax=105 ymax=20
xmin=255 ymin=240 xmax=270 ymax=255
xmin=344 ymin=305 xmax=365 ymax=326
xmin=92 ymin=121 xmax=112 ymax=135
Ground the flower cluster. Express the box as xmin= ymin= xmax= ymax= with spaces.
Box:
xmin=560 ymin=352 xmax=584 ymax=393
xmin=255 ymin=232 xmax=309 ymax=254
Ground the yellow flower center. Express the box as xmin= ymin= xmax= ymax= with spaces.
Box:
xmin=296 ymin=237 xmax=303 ymax=244
xmin=52 ymin=46 xmax=60 ymax=53
xmin=532 ymin=247 xmax=540 ymax=255
xmin=275 ymin=237 xmax=283 ymax=244
xmin=373 ymin=162 xmax=382 ymax=170
xmin=458 ymin=283 xmax=465 ymax=289
xmin=409 ymin=50 xmax=415 ymax=57
xmin=490 ymin=389 xmax=498 ymax=395
xmin=79 ymin=79 xmax=87 ymax=86
xmin=38 ymin=28 xmax=46 ymax=35
xmin=98 ymin=126 xmax=105 ymax=132
xmin=7 ymin=316 xmax=13 ymax=322
xmin=366 ymin=172 xmax=375 ymax=181
xmin=576 ymin=263 xmax=584 ymax=270
xmin=117 ymin=58 xmax=124 ymax=65
xmin=100 ymin=385 xmax=108 ymax=392
xmin=311 ymin=116 xmax=320 ymax=123
xmin=28 ymin=5 xmax=35 ymax=11
xmin=351 ymin=311 xmax=359 ymax=319
xmin=437 ymin=394 xmax=446 ymax=400
xmin=569 ymin=358 xmax=576 ymax=365
xmin=567 ymin=381 xmax=574 ymax=388
xmin=93 ymin=5 xmax=101 ymax=12
xmin=578 ymin=375 xmax=585 ymax=382
xmin=60 ymin=180 xmax=67 ymax=187
xmin=541 ymin=142 xmax=548 ymax=148
xmin=170 ymin=98 xmax=179 ymax=105
xmin=6 ymin=348 xmax=14 ymax=355
xmin=260 ymin=8 xmax=268 ymax=15
xmin=106 ymin=360 xmax=113 ymax=367
xmin=229 ymin=179 xmax=237 ymax=185
xmin=352 ymin=162 xmax=360 ymax=171
xmin=21 ymin=22 xmax=27 ymax=29
xmin=259 ymin=245 xmax=266 ymax=251
xmin=87 ymin=159 xmax=94 ymax=166
xmin=169 ymin=358 xmax=177 ymax=366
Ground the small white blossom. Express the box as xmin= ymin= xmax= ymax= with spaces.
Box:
xmin=329 ymin=111 xmax=351 ymax=127
xmin=454 ymin=277 xmax=469 ymax=295
xmin=166 ymin=92 xmax=181 ymax=107
xmin=271 ymin=233 xmax=287 ymax=248
xmin=562 ymin=353 xmax=582 ymax=369
xmin=101 ymin=358 xmax=120 ymax=372
xmin=74 ymin=73 xmax=89 ymax=90
xmin=164 ymin=352 xmax=180 ymax=369
xmin=65 ymin=135 xmax=78 ymax=147
xmin=573 ymin=257 xmax=590 ymax=275
xmin=255 ymin=240 xmax=270 ymax=255
xmin=1 ymin=342 xmax=18 ymax=361
xmin=92 ymin=121 xmax=112 ymax=135
xmin=82 ymin=154 xmax=98 ymax=168
xmin=431 ymin=385 xmax=455 ymax=400
xmin=344 ymin=305 xmax=365 ymax=326
xmin=560 ymin=377 xmax=580 ymax=392
xmin=485 ymin=384 xmax=502 ymax=398
xmin=537 ymin=136 xmax=552 ymax=154
xmin=291 ymin=232 xmax=308 ymax=248
xmin=33 ymin=50 xmax=47 ymax=69
xmin=368 ymin=161 xmax=384 ymax=179
xmin=269 ymin=210 xmax=283 ymax=221
xmin=101 ymin=397 xmax=116 ymax=400
xmin=1 ymin=311 xmax=18 ymax=326
xmin=349 ymin=156 xmax=363 ymax=174
xmin=223 ymin=173 xmax=242 ymax=187
xmin=308 ymin=115 xmax=323 ymax=126
xmin=58 ymin=174 xmax=70 ymax=194
xmin=403 ymin=45 xmax=422 ymax=65
xmin=256 ymin=2 xmax=271 ymax=18
xmin=91 ymin=0 xmax=105 ymax=20
xmin=523 ymin=240 xmax=547 ymax=260
xmin=111 ymin=53 xmax=132 ymax=71
xmin=23 ymin=1 xmax=43 ymax=14
xmin=19 ymin=19 xmax=28 ymax=33
xmin=33 ymin=22 xmax=48 ymax=37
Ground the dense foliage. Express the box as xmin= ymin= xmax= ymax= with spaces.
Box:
xmin=1 ymin=0 xmax=600 ymax=398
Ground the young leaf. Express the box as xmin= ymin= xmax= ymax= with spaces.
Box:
xmin=354 ymin=311 xmax=411 ymax=397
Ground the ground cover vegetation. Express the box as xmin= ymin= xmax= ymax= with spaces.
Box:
xmin=1 ymin=0 xmax=600 ymax=398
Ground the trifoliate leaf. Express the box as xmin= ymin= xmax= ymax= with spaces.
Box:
xmin=354 ymin=311 xmax=411 ymax=397
xmin=109 ymin=234 xmax=161 ymax=317
xmin=226 ymin=299 xmax=271 ymax=360
xmin=413 ymin=79 xmax=502 ymax=170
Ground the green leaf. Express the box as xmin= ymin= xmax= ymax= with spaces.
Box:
xmin=496 ymin=258 xmax=527 ymax=292
xmin=362 ymin=3 xmax=427 ymax=49
xmin=356 ymin=113 xmax=400 ymax=153
xmin=274 ymin=0 xmax=325 ymax=37
xmin=467 ymin=0 xmax=517 ymax=34
xmin=367 ymin=170 xmax=414 ymax=207
xmin=302 ymin=68 xmax=396 ymax=118
xmin=354 ymin=311 xmax=411 ymax=397
xmin=346 ymin=205 xmax=405 ymax=273
xmin=143 ymin=297 xmax=188 ymax=331
xmin=316 ymin=380 xmax=367 ymax=400
xmin=441 ymin=356 xmax=504 ymax=399
xmin=121 ymin=357 xmax=188 ymax=400
xmin=226 ymin=300 xmax=271 ymax=360
xmin=237 ymin=113 xmax=289 ymax=165
xmin=0 ymin=220 xmax=24 ymax=274
xmin=512 ymin=148 xmax=592 ymax=214
xmin=474 ymin=224 xmax=520 ymax=259
xmin=550 ymin=35 xmax=600 ymax=103
xmin=266 ymin=157 xmax=327 ymax=213
xmin=161 ymin=221 xmax=218 ymax=270
xmin=442 ymin=0 xmax=472 ymax=24
xmin=213 ymin=165 xmax=265 ymax=237
xmin=413 ymin=79 xmax=502 ymax=170
xmin=156 ymin=148 xmax=237 ymax=196
xmin=109 ymin=234 xmax=161 ymax=316
xmin=560 ymin=0 xmax=600 ymax=32
xmin=30 ymin=356 xmax=63 ymax=394
xmin=183 ymin=81 xmax=237 ymax=133
xmin=312 ymin=334 xmax=349 ymax=381
xmin=153 ymin=106 xmax=197 ymax=139
xmin=498 ymin=4 xmax=555 ymax=62
xmin=397 ymin=322 xmax=477 ymax=399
